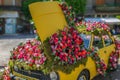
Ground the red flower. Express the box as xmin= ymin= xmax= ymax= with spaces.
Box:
xmin=54 ymin=38 xmax=59 ymax=44
xmin=55 ymin=52 xmax=59 ymax=56
xmin=29 ymin=63 xmax=33 ymax=67
xmin=49 ymin=27 xmax=85 ymax=64
xmin=78 ymin=52 xmax=82 ymax=57
xmin=69 ymin=27 xmax=75 ymax=33
xmin=62 ymin=35 xmax=67 ymax=41
xmin=61 ymin=31 xmax=66 ymax=35
xmin=75 ymin=38 xmax=82 ymax=45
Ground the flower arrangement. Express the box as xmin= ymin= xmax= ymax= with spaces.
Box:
xmin=86 ymin=22 xmax=110 ymax=32
xmin=10 ymin=39 xmax=46 ymax=70
xmin=115 ymin=40 xmax=120 ymax=50
xmin=59 ymin=2 xmax=80 ymax=26
xmin=92 ymin=54 xmax=107 ymax=75
xmin=88 ymin=49 xmax=107 ymax=75
xmin=2 ymin=67 xmax=11 ymax=80
xmin=108 ymin=51 xmax=119 ymax=70
xmin=44 ymin=27 xmax=88 ymax=73
xmin=77 ymin=21 xmax=110 ymax=35
xmin=49 ymin=27 xmax=86 ymax=64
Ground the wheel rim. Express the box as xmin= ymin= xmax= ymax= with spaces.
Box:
xmin=78 ymin=75 xmax=87 ymax=80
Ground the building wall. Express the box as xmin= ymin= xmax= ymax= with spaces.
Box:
xmin=92 ymin=0 xmax=120 ymax=6
xmin=0 ymin=0 xmax=3 ymax=5
xmin=95 ymin=0 xmax=105 ymax=5
xmin=0 ymin=0 xmax=23 ymax=34
xmin=85 ymin=0 xmax=120 ymax=17
xmin=15 ymin=0 xmax=21 ymax=6
xmin=3 ymin=0 xmax=14 ymax=6
xmin=105 ymin=0 xmax=114 ymax=5
xmin=0 ymin=0 xmax=21 ymax=6
xmin=86 ymin=0 xmax=93 ymax=9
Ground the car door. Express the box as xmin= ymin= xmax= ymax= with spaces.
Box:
xmin=101 ymin=33 xmax=115 ymax=65
xmin=92 ymin=34 xmax=107 ymax=64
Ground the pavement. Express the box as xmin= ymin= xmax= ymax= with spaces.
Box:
xmin=0 ymin=34 xmax=120 ymax=80
xmin=93 ymin=65 xmax=120 ymax=80
xmin=0 ymin=34 xmax=35 ymax=66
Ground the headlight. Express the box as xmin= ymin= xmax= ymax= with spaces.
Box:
xmin=50 ymin=71 xmax=59 ymax=80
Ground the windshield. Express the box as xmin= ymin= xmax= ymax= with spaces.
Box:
xmin=80 ymin=34 xmax=91 ymax=49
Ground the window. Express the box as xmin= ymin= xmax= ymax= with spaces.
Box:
xmin=80 ymin=34 xmax=91 ymax=49
xmin=93 ymin=36 xmax=103 ymax=49
xmin=103 ymin=35 xmax=113 ymax=46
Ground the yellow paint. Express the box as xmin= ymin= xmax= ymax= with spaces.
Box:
xmin=29 ymin=1 xmax=67 ymax=42
xmin=58 ymin=57 xmax=97 ymax=80
xmin=28 ymin=1 xmax=116 ymax=80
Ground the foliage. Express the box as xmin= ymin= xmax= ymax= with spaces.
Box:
xmin=116 ymin=15 xmax=120 ymax=19
xmin=64 ymin=0 xmax=87 ymax=16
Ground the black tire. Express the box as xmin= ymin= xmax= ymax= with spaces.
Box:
xmin=77 ymin=69 xmax=90 ymax=80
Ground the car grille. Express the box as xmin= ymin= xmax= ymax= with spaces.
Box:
xmin=14 ymin=68 xmax=50 ymax=80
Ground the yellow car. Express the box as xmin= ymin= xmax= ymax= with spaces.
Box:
xmin=9 ymin=1 xmax=119 ymax=80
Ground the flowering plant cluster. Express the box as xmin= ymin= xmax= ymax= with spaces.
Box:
xmin=59 ymin=2 xmax=80 ymax=26
xmin=2 ymin=67 xmax=11 ymax=80
xmin=108 ymin=51 xmax=119 ymax=70
xmin=90 ymin=50 xmax=107 ymax=75
xmin=77 ymin=22 xmax=110 ymax=34
xmin=11 ymin=39 xmax=46 ymax=69
xmin=86 ymin=22 xmax=110 ymax=32
xmin=115 ymin=40 xmax=120 ymax=50
xmin=48 ymin=27 xmax=88 ymax=65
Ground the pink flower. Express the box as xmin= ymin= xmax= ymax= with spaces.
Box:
xmin=23 ymin=55 xmax=28 ymax=61
xmin=87 ymin=27 xmax=92 ymax=31
xmin=33 ymin=53 xmax=40 ymax=57
xmin=35 ymin=60 xmax=39 ymax=64
xmin=39 ymin=56 xmax=46 ymax=64
xmin=17 ymin=54 xmax=23 ymax=59
xmin=28 ymin=58 xmax=35 ymax=64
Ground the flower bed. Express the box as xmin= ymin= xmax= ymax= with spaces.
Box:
xmin=108 ymin=51 xmax=119 ymax=70
xmin=91 ymin=52 xmax=107 ymax=75
xmin=10 ymin=39 xmax=46 ymax=71
xmin=44 ymin=27 xmax=88 ymax=73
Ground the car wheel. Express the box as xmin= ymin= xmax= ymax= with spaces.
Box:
xmin=77 ymin=69 xmax=90 ymax=80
